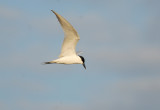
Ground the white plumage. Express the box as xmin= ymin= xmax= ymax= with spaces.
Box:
xmin=44 ymin=10 xmax=86 ymax=69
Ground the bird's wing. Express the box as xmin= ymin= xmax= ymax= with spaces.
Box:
xmin=51 ymin=10 xmax=80 ymax=58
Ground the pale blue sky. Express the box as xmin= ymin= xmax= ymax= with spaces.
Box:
xmin=0 ymin=0 xmax=160 ymax=110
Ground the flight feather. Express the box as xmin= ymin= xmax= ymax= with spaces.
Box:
xmin=51 ymin=10 xmax=80 ymax=58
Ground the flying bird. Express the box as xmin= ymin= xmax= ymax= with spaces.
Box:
xmin=44 ymin=10 xmax=86 ymax=69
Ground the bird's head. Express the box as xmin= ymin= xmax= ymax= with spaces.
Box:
xmin=79 ymin=56 xmax=86 ymax=69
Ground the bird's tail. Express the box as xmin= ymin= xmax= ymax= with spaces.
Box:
xmin=42 ymin=61 xmax=56 ymax=65
xmin=44 ymin=62 xmax=52 ymax=64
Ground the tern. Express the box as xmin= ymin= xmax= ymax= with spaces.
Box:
xmin=44 ymin=10 xmax=86 ymax=69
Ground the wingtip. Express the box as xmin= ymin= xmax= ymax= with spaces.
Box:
xmin=51 ymin=10 xmax=56 ymax=14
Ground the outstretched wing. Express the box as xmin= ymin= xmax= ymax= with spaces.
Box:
xmin=51 ymin=10 xmax=80 ymax=58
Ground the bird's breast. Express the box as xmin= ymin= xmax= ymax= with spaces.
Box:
xmin=54 ymin=56 xmax=82 ymax=64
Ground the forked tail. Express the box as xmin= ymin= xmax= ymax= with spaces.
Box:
xmin=43 ymin=61 xmax=56 ymax=64
xmin=44 ymin=62 xmax=52 ymax=64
